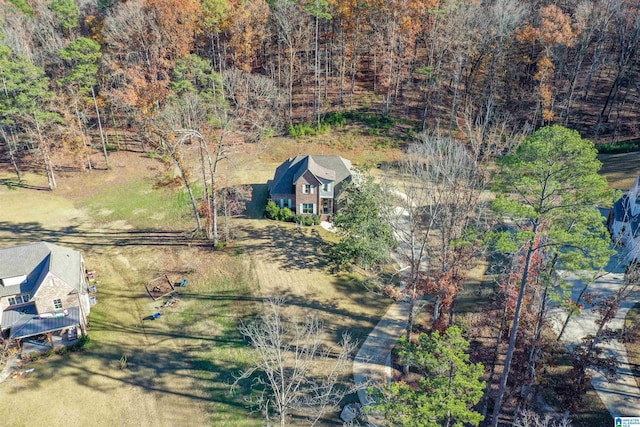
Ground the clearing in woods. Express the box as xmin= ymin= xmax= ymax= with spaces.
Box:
xmin=0 ymin=139 xmax=391 ymax=426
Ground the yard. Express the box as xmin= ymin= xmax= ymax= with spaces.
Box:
xmin=0 ymin=141 xmax=391 ymax=426
xmin=0 ymin=131 xmax=636 ymax=426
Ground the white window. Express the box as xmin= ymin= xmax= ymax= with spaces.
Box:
xmin=281 ymin=198 xmax=291 ymax=209
xmin=302 ymin=184 xmax=312 ymax=194
xmin=322 ymin=183 xmax=331 ymax=192
xmin=302 ymin=203 xmax=314 ymax=214
xmin=53 ymin=299 xmax=63 ymax=309
xmin=7 ymin=294 xmax=30 ymax=306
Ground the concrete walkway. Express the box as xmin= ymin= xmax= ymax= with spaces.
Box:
xmin=550 ymin=254 xmax=640 ymax=418
xmin=0 ymin=356 xmax=20 ymax=384
xmin=353 ymin=301 xmax=411 ymax=406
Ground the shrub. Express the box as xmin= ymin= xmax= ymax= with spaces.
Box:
xmin=72 ymin=334 xmax=91 ymax=351
xmin=265 ymin=200 xmax=280 ymax=219
xmin=279 ymin=207 xmax=294 ymax=222
xmin=312 ymin=214 xmax=321 ymax=225
xmin=323 ymin=111 xmax=347 ymax=127
xmin=597 ymin=141 xmax=640 ymax=153
xmin=296 ymin=215 xmax=316 ymax=226
xmin=288 ymin=122 xmax=332 ymax=138
xmin=288 ymin=123 xmax=316 ymax=137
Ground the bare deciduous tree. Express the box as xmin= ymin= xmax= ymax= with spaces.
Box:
xmin=382 ymin=132 xmax=486 ymax=336
xmin=233 ymin=298 xmax=358 ymax=427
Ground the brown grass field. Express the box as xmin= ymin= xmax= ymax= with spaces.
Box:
xmin=0 ymin=135 xmax=394 ymax=427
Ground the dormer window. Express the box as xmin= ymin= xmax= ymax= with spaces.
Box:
xmin=322 ymin=183 xmax=331 ymax=192
xmin=8 ymin=293 xmax=30 ymax=306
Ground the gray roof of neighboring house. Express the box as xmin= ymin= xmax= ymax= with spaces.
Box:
xmin=0 ymin=242 xmax=84 ymax=298
xmin=612 ymin=193 xmax=640 ymax=238
xmin=7 ymin=306 xmax=81 ymax=339
xmin=612 ymin=194 xmax=632 ymax=222
xmin=269 ymin=155 xmax=352 ymax=196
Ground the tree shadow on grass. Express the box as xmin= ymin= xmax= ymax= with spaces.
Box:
xmin=236 ymin=223 xmax=329 ymax=271
xmin=0 ymin=221 xmax=213 ymax=251
xmin=0 ymin=178 xmax=49 ymax=191
xmin=4 ymin=322 xmax=259 ymax=423
xmin=243 ymin=183 xmax=268 ymax=219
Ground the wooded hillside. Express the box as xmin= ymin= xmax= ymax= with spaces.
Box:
xmin=1 ymin=0 xmax=639 ymax=180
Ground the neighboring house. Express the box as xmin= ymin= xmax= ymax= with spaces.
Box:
xmin=268 ymin=155 xmax=353 ymax=220
xmin=608 ymin=175 xmax=640 ymax=267
xmin=0 ymin=242 xmax=92 ymax=346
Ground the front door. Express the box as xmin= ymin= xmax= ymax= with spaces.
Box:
xmin=321 ymin=198 xmax=332 ymax=215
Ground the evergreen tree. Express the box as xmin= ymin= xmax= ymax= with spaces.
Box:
xmin=329 ymin=177 xmax=394 ymax=271
xmin=369 ymin=326 xmax=485 ymax=427
xmin=489 ymin=125 xmax=615 ymax=426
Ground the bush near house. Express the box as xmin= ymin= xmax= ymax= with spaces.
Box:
xmin=264 ymin=200 xmax=320 ymax=226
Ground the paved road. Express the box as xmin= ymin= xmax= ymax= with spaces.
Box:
xmin=550 ymin=252 xmax=640 ymax=417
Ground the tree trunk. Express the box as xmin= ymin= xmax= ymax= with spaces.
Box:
xmin=33 ymin=113 xmax=57 ymax=190
xmin=74 ymin=100 xmax=92 ymax=171
xmin=490 ymin=230 xmax=538 ymax=427
xmin=314 ymin=9 xmax=320 ymax=127
xmin=557 ymin=277 xmax=592 ymax=341
xmin=0 ymin=125 xmax=21 ymax=182
xmin=175 ymin=154 xmax=202 ymax=233
xmin=199 ymin=138 xmax=213 ymax=240
xmin=92 ymin=87 xmax=109 ymax=168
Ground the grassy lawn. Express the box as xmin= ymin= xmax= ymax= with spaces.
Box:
xmin=0 ymin=141 xmax=392 ymax=426
xmin=599 ymin=151 xmax=640 ymax=189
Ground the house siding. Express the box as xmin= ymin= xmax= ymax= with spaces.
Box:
xmin=0 ymin=296 xmax=16 ymax=313
xmin=271 ymin=193 xmax=295 ymax=210
xmin=295 ymin=171 xmax=320 ymax=214
xmin=33 ymin=273 xmax=79 ymax=314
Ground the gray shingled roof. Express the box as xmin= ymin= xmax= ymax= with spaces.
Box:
xmin=0 ymin=242 xmax=84 ymax=298
xmin=9 ymin=306 xmax=81 ymax=339
xmin=269 ymin=155 xmax=352 ymax=195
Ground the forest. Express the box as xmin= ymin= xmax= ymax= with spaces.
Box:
xmin=1 ymin=0 xmax=640 ymax=186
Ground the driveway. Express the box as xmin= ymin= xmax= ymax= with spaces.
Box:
xmin=550 ymin=251 xmax=640 ymax=417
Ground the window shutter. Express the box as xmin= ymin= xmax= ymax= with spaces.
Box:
xmin=280 ymin=199 xmax=284 ymax=208
xmin=310 ymin=185 xmax=313 ymax=194
xmin=288 ymin=199 xmax=292 ymax=208
xmin=313 ymin=204 xmax=317 ymax=214
xmin=299 ymin=204 xmax=303 ymax=213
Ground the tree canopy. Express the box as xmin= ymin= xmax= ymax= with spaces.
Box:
xmin=369 ymin=326 xmax=485 ymax=427
xmin=329 ymin=177 xmax=394 ymax=271
xmin=489 ymin=125 xmax=616 ymax=425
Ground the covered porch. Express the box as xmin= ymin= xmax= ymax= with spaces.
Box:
xmin=4 ymin=306 xmax=83 ymax=354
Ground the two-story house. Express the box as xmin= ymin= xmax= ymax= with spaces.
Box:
xmin=0 ymin=242 xmax=91 ymax=345
xmin=608 ymin=175 xmax=640 ymax=268
xmin=268 ymin=155 xmax=353 ymax=220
